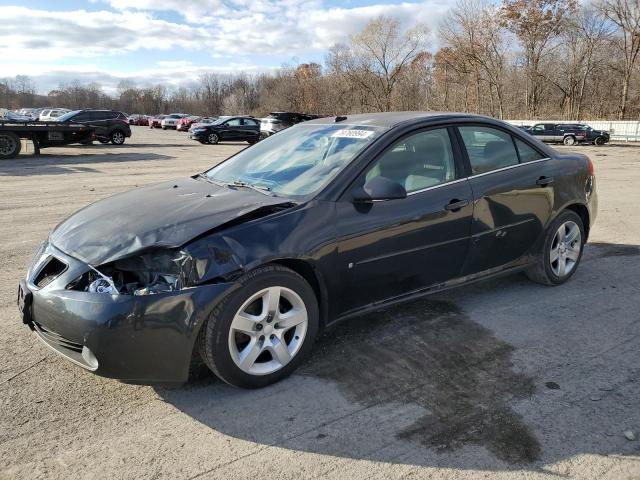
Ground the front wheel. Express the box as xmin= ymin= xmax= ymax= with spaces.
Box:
xmin=526 ymin=211 xmax=585 ymax=286
xmin=110 ymin=130 xmax=125 ymax=145
xmin=207 ymin=132 xmax=219 ymax=145
xmin=198 ymin=265 xmax=319 ymax=388
xmin=563 ymin=135 xmax=576 ymax=146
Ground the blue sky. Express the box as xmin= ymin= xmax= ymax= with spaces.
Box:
xmin=0 ymin=0 xmax=453 ymax=94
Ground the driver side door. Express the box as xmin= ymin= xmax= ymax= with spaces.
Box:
xmin=334 ymin=127 xmax=474 ymax=315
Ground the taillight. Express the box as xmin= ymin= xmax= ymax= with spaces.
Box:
xmin=587 ymin=157 xmax=595 ymax=177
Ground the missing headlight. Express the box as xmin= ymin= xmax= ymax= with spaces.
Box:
xmin=67 ymin=249 xmax=195 ymax=296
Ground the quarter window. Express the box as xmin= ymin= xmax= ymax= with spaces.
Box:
xmin=515 ymin=138 xmax=545 ymax=163
xmin=459 ymin=126 xmax=518 ymax=175
xmin=365 ymin=128 xmax=456 ymax=193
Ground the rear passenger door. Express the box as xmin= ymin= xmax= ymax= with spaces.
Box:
xmin=241 ymin=118 xmax=260 ymax=141
xmin=456 ymin=125 xmax=554 ymax=274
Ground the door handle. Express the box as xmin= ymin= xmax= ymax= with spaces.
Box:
xmin=445 ymin=199 xmax=469 ymax=212
xmin=536 ymin=176 xmax=554 ymax=186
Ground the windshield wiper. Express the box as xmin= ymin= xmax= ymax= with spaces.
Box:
xmin=228 ymin=180 xmax=274 ymax=196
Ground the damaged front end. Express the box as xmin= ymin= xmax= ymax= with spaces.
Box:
xmin=66 ymin=233 xmax=247 ymax=298
xmin=67 ymin=249 xmax=196 ymax=296
xmin=22 ymin=241 xmax=237 ymax=383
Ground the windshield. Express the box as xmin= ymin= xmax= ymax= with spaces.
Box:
xmin=57 ymin=110 xmax=81 ymax=122
xmin=205 ymin=123 xmax=386 ymax=197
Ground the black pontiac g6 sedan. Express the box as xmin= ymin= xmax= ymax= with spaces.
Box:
xmin=18 ymin=112 xmax=597 ymax=388
xmin=189 ymin=115 xmax=260 ymax=145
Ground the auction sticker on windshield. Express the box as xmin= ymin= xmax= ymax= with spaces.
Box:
xmin=331 ymin=129 xmax=374 ymax=139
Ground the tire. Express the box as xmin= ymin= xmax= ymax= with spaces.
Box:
xmin=247 ymin=139 xmax=258 ymax=145
xmin=594 ymin=136 xmax=605 ymax=146
xmin=207 ymin=132 xmax=219 ymax=145
xmin=563 ymin=135 xmax=576 ymax=146
xmin=525 ymin=210 xmax=585 ymax=286
xmin=110 ymin=130 xmax=125 ymax=145
xmin=98 ymin=138 xmax=110 ymax=144
xmin=198 ymin=264 xmax=319 ymax=389
xmin=0 ymin=132 xmax=21 ymax=159
xmin=162 ymin=126 xmax=167 ymax=130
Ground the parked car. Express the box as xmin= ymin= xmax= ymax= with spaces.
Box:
xmin=161 ymin=113 xmax=188 ymax=130
xmin=149 ymin=115 xmax=166 ymax=129
xmin=187 ymin=117 xmax=216 ymax=132
xmin=176 ymin=115 xmax=201 ymax=132
xmin=259 ymin=112 xmax=321 ymax=139
xmin=39 ymin=109 xmax=70 ymax=122
xmin=56 ymin=109 xmax=131 ymax=144
xmin=559 ymin=124 xmax=610 ymax=146
xmin=17 ymin=112 xmax=597 ymax=388
xmin=189 ymin=116 xmax=260 ymax=144
xmin=0 ymin=109 xmax=31 ymax=121
xmin=527 ymin=123 xmax=588 ymax=146
xmin=138 ymin=115 xmax=150 ymax=126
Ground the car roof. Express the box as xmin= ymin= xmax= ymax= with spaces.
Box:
xmin=303 ymin=111 xmax=491 ymax=129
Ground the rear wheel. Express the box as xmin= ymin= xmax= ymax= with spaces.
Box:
xmin=98 ymin=138 xmax=110 ymax=144
xmin=563 ymin=135 xmax=576 ymax=146
xmin=594 ymin=136 xmax=605 ymax=146
xmin=526 ymin=210 xmax=585 ymax=286
xmin=0 ymin=132 xmax=21 ymax=159
xmin=110 ymin=130 xmax=125 ymax=145
xmin=198 ymin=265 xmax=319 ymax=388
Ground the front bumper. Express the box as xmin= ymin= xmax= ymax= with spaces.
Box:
xmin=20 ymin=242 xmax=235 ymax=383
xmin=189 ymin=131 xmax=207 ymax=141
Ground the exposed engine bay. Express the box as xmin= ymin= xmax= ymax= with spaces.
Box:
xmin=67 ymin=249 xmax=194 ymax=296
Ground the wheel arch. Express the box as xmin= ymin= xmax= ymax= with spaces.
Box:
xmin=269 ymin=258 xmax=330 ymax=329
xmin=563 ymin=203 xmax=590 ymax=240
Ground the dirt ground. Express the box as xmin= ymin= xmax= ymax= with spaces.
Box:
xmin=1 ymin=127 xmax=639 ymax=479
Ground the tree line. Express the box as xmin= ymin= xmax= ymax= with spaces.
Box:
xmin=1 ymin=0 xmax=638 ymax=121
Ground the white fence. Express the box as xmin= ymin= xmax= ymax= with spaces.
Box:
xmin=507 ymin=120 xmax=640 ymax=142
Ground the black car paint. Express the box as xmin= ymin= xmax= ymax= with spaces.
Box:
xmin=20 ymin=112 xmax=597 ymax=383
xmin=60 ymin=109 xmax=131 ymax=142
xmin=526 ymin=123 xmax=609 ymax=144
xmin=189 ymin=116 xmax=260 ymax=143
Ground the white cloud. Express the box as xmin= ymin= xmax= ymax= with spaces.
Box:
xmin=1 ymin=62 xmax=279 ymax=95
xmin=0 ymin=1 xmax=452 ymax=94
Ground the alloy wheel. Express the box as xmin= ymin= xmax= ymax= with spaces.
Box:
xmin=208 ymin=133 xmax=219 ymax=144
xmin=228 ymin=286 xmax=308 ymax=376
xmin=550 ymin=220 xmax=581 ymax=277
xmin=112 ymin=132 xmax=125 ymax=144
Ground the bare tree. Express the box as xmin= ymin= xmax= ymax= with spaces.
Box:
xmin=442 ymin=0 xmax=509 ymax=118
xmin=501 ymin=0 xmax=577 ymax=116
xmin=598 ymin=0 xmax=640 ymax=118
xmin=327 ymin=16 xmax=430 ymax=111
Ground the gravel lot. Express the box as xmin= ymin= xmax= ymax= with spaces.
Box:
xmin=1 ymin=127 xmax=639 ymax=479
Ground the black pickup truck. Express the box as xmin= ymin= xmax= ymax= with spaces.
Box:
xmin=522 ymin=123 xmax=610 ymax=146
xmin=0 ymin=119 xmax=94 ymax=159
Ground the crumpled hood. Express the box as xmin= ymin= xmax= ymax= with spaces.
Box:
xmin=50 ymin=176 xmax=294 ymax=265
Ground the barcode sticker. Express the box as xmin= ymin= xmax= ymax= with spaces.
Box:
xmin=331 ymin=129 xmax=374 ymax=139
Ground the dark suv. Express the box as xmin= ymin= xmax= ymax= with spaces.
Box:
xmin=57 ymin=110 xmax=132 ymax=145
xmin=561 ymin=124 xmax=610 ymax=146
xmin=259 ymin=112 xmax=322 ymax=138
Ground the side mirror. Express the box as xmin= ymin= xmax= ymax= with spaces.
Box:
xmin=352 ymin=176 xmax=407 ymax=203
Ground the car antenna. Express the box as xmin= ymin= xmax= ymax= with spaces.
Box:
xmin=335 ymin=115 xmax=347 ymax=122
